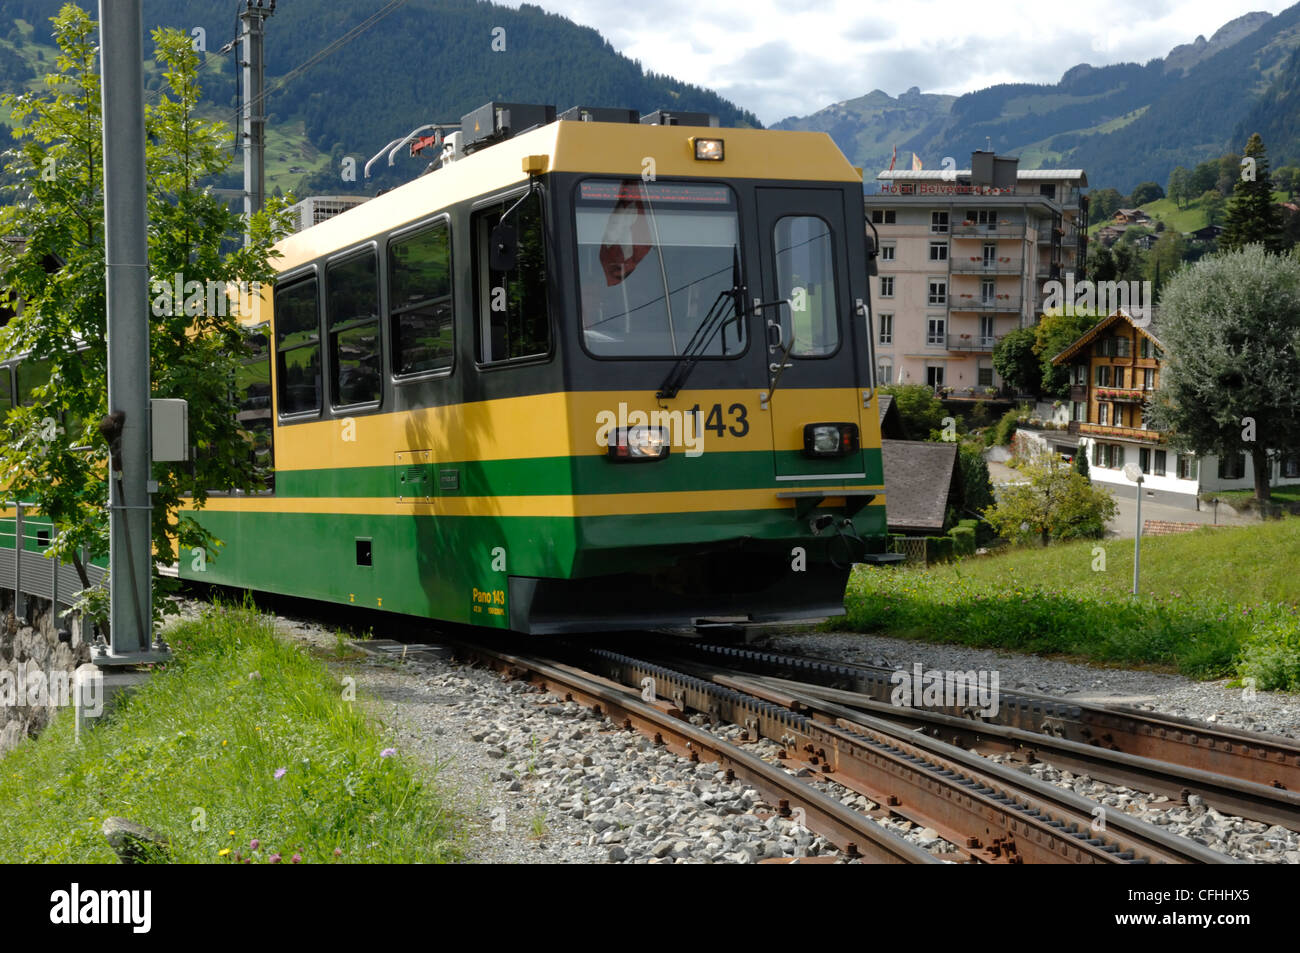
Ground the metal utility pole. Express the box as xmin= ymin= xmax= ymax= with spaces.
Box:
xmin=97 ymin=0 xmax=163 ymax=663
xmin=239 ymin=0 xmax=275 ymax=239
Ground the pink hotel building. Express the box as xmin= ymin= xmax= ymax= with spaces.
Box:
xmin=864 ymin=151 xmax=1088 ymax=396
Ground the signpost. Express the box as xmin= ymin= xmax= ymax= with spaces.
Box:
xmin=1123 ymin=462 xmax=1144 ymax=596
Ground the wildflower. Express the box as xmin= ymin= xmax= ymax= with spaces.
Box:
xmin=222 ymin=740 xmax=228 ymax=747
xmin=333 ymin=848 xmax=342 ymax=857
xmin=380 ymin=748 xmax=397 ymax=759
xmin=274 ymin=767 xmax=287 ymax=779
xmin=218 ymin=848 xmax=231 ymax=857
xmin=250 ymin=839 xmax=260 ymax=851
xmin=269 ymin=853 xmax=281 ymax=864
xmin=291 ymin=853 xmax=302 ymax=864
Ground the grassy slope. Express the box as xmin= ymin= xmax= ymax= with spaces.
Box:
xmin=0 ymin=603 xmax=461 ymax=863
xmin=840 ymin=518 xmax=1300 ymax=688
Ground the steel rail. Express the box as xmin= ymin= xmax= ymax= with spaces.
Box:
xmin=662 ymin=640 xmax=1300 ymax=792
xmin=582 ymin=647 xmax=1232 ymax=864
xmin=442 ymin=639 xmax=938 ymax=864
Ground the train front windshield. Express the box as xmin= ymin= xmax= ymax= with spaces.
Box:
xmin=574 ymin=179 xmax=741 ymax=358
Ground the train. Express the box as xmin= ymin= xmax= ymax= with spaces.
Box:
xmin=6 ymin=102 xmax=894 ymax=634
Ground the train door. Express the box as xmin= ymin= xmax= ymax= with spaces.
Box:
xmin=754 ymin=188 xmax=866 ymax=480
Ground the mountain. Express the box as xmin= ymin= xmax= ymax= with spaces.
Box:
xmin=0 ymin=0 xmax=761 ymax=196
xmin=775 ymin=7 xmax=1300 ymax=194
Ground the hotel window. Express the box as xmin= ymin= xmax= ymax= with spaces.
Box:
xmin=1113 ymin=367 xmax=1125 ymax=388
xmin=1098 ymin=403 xmax=1109 ymax=425
xmin=1218 ymin=453 xmax=1245 ymax=480
xmin=878 ymin=313 xmax=893 ymax=345
xmin=879 ymin=276 xmax=894 ymax=297
xmin=1144 ymin=368 xmax=1155 ymax=390
xmin=931 ymin=211 xmax=949 ymax=233
xmin=880 ymin=243 xmax=896 ymax=261
xmin=926 ymin=364 xmax=945 ymax=388
xmin=1095 ymin=365 xmax=1111 ymax=387
xmin=1139 ymin=447 xmax=1151 ymax=474
xmin=1092 ymin=442 xmax=1103 ymax=467
xmin=1071 ymin=401 xmax=1085 ymax=421
xmin=1114 ymin=444 xmax=1125 ymax=468
xmin=929 ymin=241 xmax=948 ymax=261
xmin=980 ymin=278 xmax=995 ymax=305
xmin=1154 ymin=450 xmax=1167 ymax=476
xmin=877 ymin=360 xmax=893 ymax=385
xmin=871 ymin=209 xmax=896 ymax=225
xmin=927 ymin=317 xmax=946 ymax=346
xmin=967 ymin=209 xmax=999 ymax=227
xmin=978 ymin=364 xmax=994 ymax=387
xmin=979 ymin=315 xmax=995 ymax=343
xmin=928 ymin=279 xmax=946 ymax=305
xmin=1177 ymin=454 xmax=1198 ymax=480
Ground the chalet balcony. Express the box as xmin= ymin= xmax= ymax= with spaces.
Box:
xmin=949 ymin=294 xmax=1021 ymax=313
xmin=1094 ymin=386 xmax=1147 ymax=402
xmin=947 ymin=333 xmax=1001 ymax=352
xmin=951 ymin=257 xmax=1022 ymax=275
xmin=1076 ymin=422 xmax=1163 ymax=442
xmin=951 ymin=223 xmax=1025 ymax=239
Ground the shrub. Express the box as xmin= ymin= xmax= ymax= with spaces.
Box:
xmin=1238 ymin=613 xmax=1300 ymax=691
xmin=950 ymin=525 xmax=976 ymax=556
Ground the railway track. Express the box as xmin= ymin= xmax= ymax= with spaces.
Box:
xmin=441 ymin=636 xmax=1234 ymax=864
xmin=626 ymin=640 xmax=1300 ymax=831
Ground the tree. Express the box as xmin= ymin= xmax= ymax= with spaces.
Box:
xmin=1200 ymin=189 xmax=1226 ymax=227
xmin=1275 ymin=165 xmax=1298 ymax=199
xmin=982 ymin=447 xmax=1116 ymax=545
xmin=957 ymin=441 xmax=994 ymax=518
xmin=1145 ymin=230 xmax=1187 ymax=297
xmin=992 ymin=327 xmax=1040 ymax=396
xmin=1128 ymin=181 xmax=1164 ymax=207
xmin=1189 ymin=159 xmax=1218 ymax=196
xmin=1167 ymin=166 xmax=1191 ymax=209
xmin=1073 ymin=449 xmax=1090 ymax=481
xmin=1034 ymin=309 xmax=1101 ymax=397
xmin=1220 ymin=133 xmax=1286 ymax=253
xmin=879 ymin=384 xmax=946 ymax=437
xmin=0 ymin=10 xmax=291 ymax=622
xmin=1087 ymin=187 xmax=1123 ymax=225
xmin=1217 ymin=153 xmax=1242 ymax=196
xmin=1147 ymin=245 xmax=1300 ymax=502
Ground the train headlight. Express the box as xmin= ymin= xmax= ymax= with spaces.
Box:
xmin=608 ymin=425 xmax=670 ymax=462
xmin=803 ymin=422 xmax=859 ymax=457
xmin=692 ymin=137 xmax=724 ymax=161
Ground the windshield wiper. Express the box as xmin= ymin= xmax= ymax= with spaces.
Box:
xmin=656 ymin=247 xmax=744 ymax=400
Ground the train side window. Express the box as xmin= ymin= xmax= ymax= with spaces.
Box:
xmin=236 ymin=322 xmax=275 ymax=491
xmin=327 ymin=251 xmax=381 ymax=405
xmin=16 ymin=357 xmax=51 ymax=406
xmin=0 ymin=367 xmax=11 ymax=415
xmin=474 ymin=192 xmax=550 ymax=363
xmin=389 ymin=221 xmax=454 ymax=375
xmin=274 ymin=274 xmax=322 ymax=417
xmin=772 ymin=215 xmax=840 ymax=358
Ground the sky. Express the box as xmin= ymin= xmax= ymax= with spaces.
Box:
xmin=499 ymin=0 xmax=1299 ymax=125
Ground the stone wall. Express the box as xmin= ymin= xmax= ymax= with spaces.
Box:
xmin=0 ymin=593 xmax=92 ymax=755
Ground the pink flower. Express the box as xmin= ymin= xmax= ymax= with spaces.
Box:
xmin=291 ymin=853 xmax=302 ymax=864
xmin=269 ymin=853 xmax=281 ymax=864
xmin=274 ymin=767 xmax=286 ymax=779
xmin=380 ymin=748 xmax=397 ymax=758
xmin=250 ymin=839 xmax=260 ymax=851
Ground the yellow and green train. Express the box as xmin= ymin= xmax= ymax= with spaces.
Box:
xmin=177 ymin=104 xmax=892 ymax=633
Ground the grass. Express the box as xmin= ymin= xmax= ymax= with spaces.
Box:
xmin=1212 ymin=485 xmax=1300 ymax=507
xmin=0 ymin=601 xmax=462 ymax=862
xmin=838 ymin=518 xmax=1300 ymax=690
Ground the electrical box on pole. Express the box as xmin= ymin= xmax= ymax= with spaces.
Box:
xmin=151 ymin=399 xmax=189 ymax=462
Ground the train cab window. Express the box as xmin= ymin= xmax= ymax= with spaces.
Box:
xmin=772 ymin=215 xmax=839 ymax=357
xmin=0 ymin=367 xmax=11 ymax=416
xmin=575 ymin=179 xmax=741 ymax=357
xmin=475 ymin=192 xmax=550 ymax=363
xmin=389 ymin=221 xmax=454 ymax=375
xmin=236 ymin=322 xmax=275 ymax=491
xmin=274 ymin=275 xmax=322 ymax=417
xmin=326 ymin=251 xmax=381 ymax=406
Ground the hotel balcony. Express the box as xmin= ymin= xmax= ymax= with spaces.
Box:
xmin=951 ymin=257 xmax=1022 ymax=275
xmin=951 ymin=223 xmax=1026 ymax=239
xmin=946 ymin=333 xmax=1001 ymax=352
xmin=1071 ymin=422 xmax=1163 ymax=442
xmin=949 ymin=294 xmax=1021 ymax=313
xmin=1036 ymin=259 xmax=1062 ymax=279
